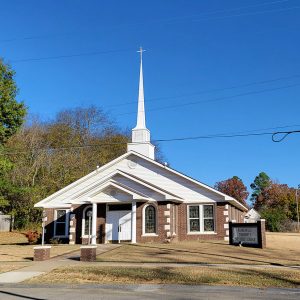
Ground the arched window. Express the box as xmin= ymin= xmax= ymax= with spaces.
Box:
xmin=82 ymin=206 xmax=93 ymax=237
xmin=145 ymin=205 xmax=156 ymax=234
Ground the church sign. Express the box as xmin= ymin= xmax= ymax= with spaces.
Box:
xmin=229 ymin=220 xmax=266 ymax=248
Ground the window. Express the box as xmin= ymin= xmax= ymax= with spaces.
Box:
xmin=82 ymin=206 xmax=93 ymax=237
xmin=203 ymin=205 xmax=214 ymax=232
xmin=189 ymin=206 xmax=200 ymax=232
xmin=54 ymin=210 xmax=68 ymax=237
xmin=144 ymin=205 xmax=156 ymax=234
xmin=188 ymin=204 xmax=215 ymax=233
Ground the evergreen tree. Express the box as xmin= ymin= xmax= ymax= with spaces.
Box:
xmin=250 ymin=172 xmax=271 ymax=208
xmin=0 ymin=59 xmax=26 ymax=143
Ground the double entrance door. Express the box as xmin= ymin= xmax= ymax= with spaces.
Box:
xmin=106 ymin=210 xmax=132 ymax=242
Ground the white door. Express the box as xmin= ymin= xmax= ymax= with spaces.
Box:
xmin=106 ymin=210 xmax=131 ymax=242
xmin=119 ymin=211 xmax=132 ymax=241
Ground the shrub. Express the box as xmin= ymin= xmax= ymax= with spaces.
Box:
xmin=260 ymin=208 xmax=288 ymax=232
xmin=49 ymin=237 xmax=63 ymax=245
xmin=24 ymin=230 xmax=41 ymax=245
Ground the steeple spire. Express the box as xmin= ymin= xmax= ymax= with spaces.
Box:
xmin=127 ymin=47 xmax=155 ymax=159
xmin=135 ymin=47 xmax=146 ymax=129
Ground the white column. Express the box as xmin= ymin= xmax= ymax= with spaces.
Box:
xmin=131 ymin=201 xmax=137 ymax=244
xmin=91 ymin=202 xmax=97 ymax=245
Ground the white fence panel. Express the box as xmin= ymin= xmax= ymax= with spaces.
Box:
xmin=0 ymin=215 xmax=11 ymax=232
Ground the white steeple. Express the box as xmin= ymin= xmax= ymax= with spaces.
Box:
xmin=136 ymin=47 xmax=146 ymax=129
xmin=127 ymin=47 xmax=155 ymax=159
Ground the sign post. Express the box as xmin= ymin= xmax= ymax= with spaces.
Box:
xmin=41 ymin=210 xmax=47 ymax=246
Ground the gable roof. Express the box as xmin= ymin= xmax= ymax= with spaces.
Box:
xmin=35 ymin=150 xmax=248 ymax=211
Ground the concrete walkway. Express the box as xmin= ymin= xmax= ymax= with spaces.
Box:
xmin=0 ymin=244 xmax=121 ymax=283
xmin=0 ymin=243 xmax=299 ymax=284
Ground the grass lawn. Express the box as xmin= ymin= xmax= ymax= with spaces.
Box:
xmin=0 ymin=231 xmax=80 ymax=262
xmin=97 ymin=233 xmax=300 ymax=266
xmin=27 ymin=265 xmax=300 ymax=288
xmin=0 ymin=263 xmax=29 ymax=273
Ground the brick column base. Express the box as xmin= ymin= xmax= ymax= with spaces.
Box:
xmin=80 ymin=245 xmax=97 ymax=261
xmin=259 ymin=219 xmax=266 ymax=248
xmin=33 ymin=246 xmax=51 ymax=261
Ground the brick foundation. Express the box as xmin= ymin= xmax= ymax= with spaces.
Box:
xmin=33 ymin=246 xmax=51 ymax=261
xmin=80 ymin=245 xmax=97 ymax=261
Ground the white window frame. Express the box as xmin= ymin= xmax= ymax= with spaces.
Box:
xmin=187 ymin=204 xmax=216 ymax=234
xmin=54 ymin=209 xmax=70 ymax=238
xmin=81 ymin=205 xmax=93 ymax=238
xmin=142 ymin=204 xmax=158 ymax=236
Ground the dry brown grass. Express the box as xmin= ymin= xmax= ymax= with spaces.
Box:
xmin=27 ymin=266 xmax=300 ymax=288
xmin=97 ymin=233 xmax=300 ymax=266
xmin=0 ymin=231 xmax=80 ymax=262
xmin=0 ymin=231 xmax=28 ymax=245
xmin=0 ymin=263 xmax=28 ymax=273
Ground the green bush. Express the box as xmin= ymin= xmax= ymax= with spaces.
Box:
xmin=260 ymin=208 xmax=288 ymax=232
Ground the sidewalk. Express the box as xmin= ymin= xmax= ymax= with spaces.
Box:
xmin=0 ymin=243 xmax=299 ymax=284
xmin=0 ymin=244 xmax=121 ymax=283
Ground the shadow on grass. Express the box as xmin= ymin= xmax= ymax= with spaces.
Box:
xmin=61 ymin=266 xmax=300 ymax=287
xmin=97 ymin=243 xmax=300 ymax=267
xmin=136 ymin=244 xmax=296 ymax=266
xmin=226 ymin=267 xmax=300 ymax=287
xmin=0 ymin=242 xmax=29 ymax=246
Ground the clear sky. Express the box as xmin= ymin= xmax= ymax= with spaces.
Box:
xmin=1 ymin=0 xmax=300 ymax=196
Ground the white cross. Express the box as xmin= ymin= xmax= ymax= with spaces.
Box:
xmin=137 ymin=47 xmax=146 ymax=59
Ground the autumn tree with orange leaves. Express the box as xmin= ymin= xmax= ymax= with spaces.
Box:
xmin=214 ymin=176 xmax=249 ymax=207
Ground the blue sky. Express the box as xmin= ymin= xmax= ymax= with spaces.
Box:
xmin=1 ymin=0 xmax=300 ymax=196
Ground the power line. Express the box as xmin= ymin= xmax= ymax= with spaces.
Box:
xmin=272 ymin=130 xmax=300 ymax=142
xmin=192 ymin=4 xmax=300 ymax=22
xmin=1 ymin=126 xmax=299 ymax=155
xmin=9 ymin=48 xmax=133 ymax=63
xmin=116 ymin=82 xmax=300 ymax=116
xmin=0 ymin=0 xmax=293 ymax=44
xmin=106 ymin=74 xmax=300 ymax=108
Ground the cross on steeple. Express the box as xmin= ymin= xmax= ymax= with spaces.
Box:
xmin=137 ymin=47 xmax=146 ymax=58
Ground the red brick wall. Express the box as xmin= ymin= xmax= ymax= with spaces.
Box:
xmin=228 ymin=205 xmax=244 ymax=223
xmin=137 ymin=202 xmax=176 ymax=243
xmin=75 ymin=204 xmax=106 ymax=244
xmin=44 ymin=201 xmax=245 ymax=244
xmin=176 ymin=203 xmax=227 ymax=241
xmin=44 ymin=208 xmax=54 ymax=242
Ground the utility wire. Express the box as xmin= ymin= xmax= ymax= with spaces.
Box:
xmin=106 ymin=74 xmax=300 ymax=108
xmin=116 ymin=82 xmax=300 ymax=116
xmin=9 ymin=48 xmax=133 ymax=63
xmin=192 ymin=4 xmax=300 ymax=22
xmin=272 ymin=130 xmax=300 ymax=142
xmin=0 ymin=0 xmax=293 ymax=44
xmin=1 ymin=127 xmax=299 ymax=156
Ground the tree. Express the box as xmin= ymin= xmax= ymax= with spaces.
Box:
xmin=214 ymin=176 xmax=249 ymax=207
xmin=252 ymin=180 xmax=297 ymax=231
xmin=0 ymin=59 xmax=26 ymax=143
xmin=2 ymin=105 xmax=166 ymax=229
xmin=258 ymin=182 xmax=296 ymax=218
xmin=250 ymin=172 xmax=271 ymax=208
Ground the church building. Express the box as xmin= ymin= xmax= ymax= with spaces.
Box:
xmin=35 ymin=49 xmax=247 ymax=244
